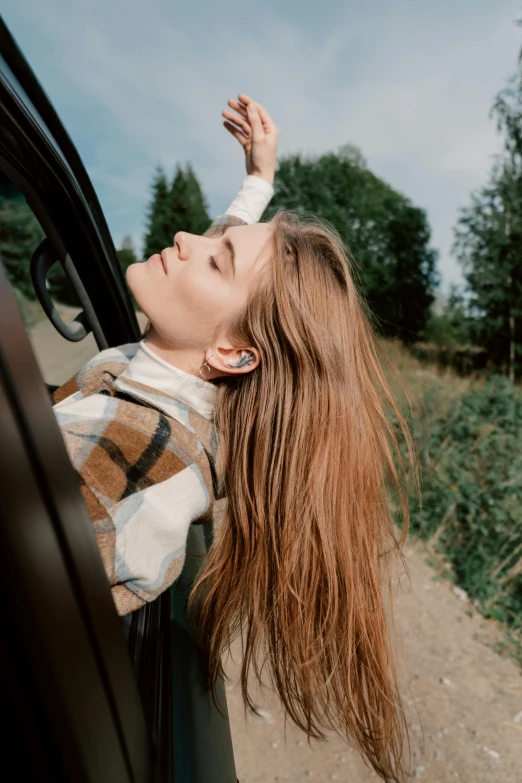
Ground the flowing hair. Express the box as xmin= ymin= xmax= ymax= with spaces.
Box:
xmin=187 ymin=209 xmax=417 ymax=782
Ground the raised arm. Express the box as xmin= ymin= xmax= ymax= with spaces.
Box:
xmin=204 ymin=94 xmax=279 ymax=237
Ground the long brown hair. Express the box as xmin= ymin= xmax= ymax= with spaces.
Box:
xmin=187 ymin=210 xmax=417 ymax=782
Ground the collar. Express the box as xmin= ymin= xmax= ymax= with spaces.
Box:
xmin=115 ymin=339 xmax=217 ymax=421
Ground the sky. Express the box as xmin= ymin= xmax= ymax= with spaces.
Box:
xmin=3 ymin=0 xmax=522 ymax=294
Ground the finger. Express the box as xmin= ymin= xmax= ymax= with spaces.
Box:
xmin=227 ymin=98 xmax=248 ymax=119
xmin=221 ymin=109 xmax=251 ymax=135
xmin=223 ymin=119 xmax=249 ymax=141
xmin=223 ymin=121 xmax=249 ymax=148
xmin=255 ymin=103 xmax=276 ymax=131
xmin=238 ymin=93 xmax=275 ymax=131
xmin=246 ymin=101 xmax=264 ymax=140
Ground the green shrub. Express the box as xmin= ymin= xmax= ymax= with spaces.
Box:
xmin=410 ymin=375 xmax=522 ymax=631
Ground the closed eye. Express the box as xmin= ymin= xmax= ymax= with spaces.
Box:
xmin=208 ymin=254 xmax=220 ymax=272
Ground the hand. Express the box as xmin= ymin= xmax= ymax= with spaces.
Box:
xmin=222 ymin=94 xmax=279 ymax=186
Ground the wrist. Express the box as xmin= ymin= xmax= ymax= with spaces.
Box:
xmin=250 ymin=169 xmax=275 ymax=186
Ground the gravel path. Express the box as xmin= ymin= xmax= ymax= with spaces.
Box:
xmin=224 ymin=535 xmax=522 ymax=782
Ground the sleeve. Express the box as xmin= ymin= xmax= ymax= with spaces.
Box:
xmin=54 ymin=389 xmax=213 ymax=616
xmin=224 ymin=175 xmax=274 ymax=224
xmin=79 ymin=462 xmax=212 ymax=615
xmin=203 ymin=175 xmax=274 ymax=238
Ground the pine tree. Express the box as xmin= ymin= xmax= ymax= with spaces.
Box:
xmin=183 ymin=164 xmax=211 ymax=234
xmin=454 ymin=161 xmax=522 ymax=378
xmin=167 ymin=164 xmax=188 ymax=238
xmin=168 ymin=164 xmax=210 ymax=237
xmin=143 ymin=165 xmax=172 ymax=259
xmin=143 ymin=164 xmax=211 ymax=259
xmin=453 ymin=28 xmax=522 ymax=379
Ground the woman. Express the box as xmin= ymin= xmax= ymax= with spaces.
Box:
xmin=53 ymin=95 xmax=415 ymax=782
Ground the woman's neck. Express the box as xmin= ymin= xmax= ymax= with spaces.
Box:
xmin=143 ymin=328 xmax=203 ymax=377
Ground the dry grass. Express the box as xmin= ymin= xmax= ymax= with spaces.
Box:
xmin=378 ymin=339 xmax=481 ymax=443
xmin=379 ymin=339 xmax=479 ymax=557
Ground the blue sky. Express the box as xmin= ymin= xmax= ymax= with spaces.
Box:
xmin=3 ymin=0 xmax=522 ymax=293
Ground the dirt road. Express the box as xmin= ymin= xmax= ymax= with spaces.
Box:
xmin=224 ymin=535 xmax=522 ymax=782
xmin=30 ymin=312 xmax=522 ymax=782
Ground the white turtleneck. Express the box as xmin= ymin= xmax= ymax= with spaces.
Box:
xmin=122 ymin=339 xmax=217 ymax=420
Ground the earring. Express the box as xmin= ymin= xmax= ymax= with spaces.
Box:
xmin=199 ymin=361 xmax=212 ymax=378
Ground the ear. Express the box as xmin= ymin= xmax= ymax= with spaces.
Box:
xmin=207 ymin=342 xmax=261 ymax=376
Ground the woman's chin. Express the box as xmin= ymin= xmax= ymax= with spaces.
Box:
xmin=125 ymin=260 xmax=147 ymax=292
xmin=125 ymin=263 xmax=149 ymax=312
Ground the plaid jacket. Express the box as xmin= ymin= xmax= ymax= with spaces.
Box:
xmin=52 ymin=214 xmax=245 ymax=615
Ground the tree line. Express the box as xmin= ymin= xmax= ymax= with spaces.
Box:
xmin=135 ymin=143 xmax=439 ymax=343
xmin=0 ymin=146 xmax=480 ymax=349
xmin=0 ymin=125 xmax=453 ymax=347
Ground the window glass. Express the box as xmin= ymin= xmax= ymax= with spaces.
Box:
xmin=0 ymin=173 xmax=101 ymax=387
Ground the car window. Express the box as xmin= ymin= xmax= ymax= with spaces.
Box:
xmin=0 ymin=173 xmax=101 ymax=386
xmin=0 ymin=172 xmax=147 ymax=387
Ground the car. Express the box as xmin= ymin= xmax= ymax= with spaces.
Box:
xmin=0 ymin=16 xmax=238 ymax=782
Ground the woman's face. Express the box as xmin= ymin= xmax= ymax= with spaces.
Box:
xmin=126 ymin=223 xmax=273 ymax=369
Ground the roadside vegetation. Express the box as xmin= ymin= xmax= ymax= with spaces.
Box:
xmin=384 ymin=341 xmax=522 ymax=667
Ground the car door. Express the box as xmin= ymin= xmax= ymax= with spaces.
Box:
xmin=0 ymin=17 xmax=237 ymax=783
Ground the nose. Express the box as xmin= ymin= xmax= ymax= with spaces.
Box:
xmin=173 ymin=231 xmax=190 ymax=260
